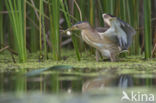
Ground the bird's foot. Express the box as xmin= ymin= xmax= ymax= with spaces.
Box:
xmin=110 ymin=56 xmax=118 ymax=62
xmin=102 ymin=58 xmax=110 ymax=62
xmin=96 ymin=50 xmax=100 ymax=62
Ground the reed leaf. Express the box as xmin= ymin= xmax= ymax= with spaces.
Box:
xmin=28 ymin=4 xmax=39 ymax=52
xmin=49 ymin=0 xmax=61 ymax=60
xmin=89 ymin=0 xmax=95 ymax=26
xmin=0 ymin=0 xmax=4 ymax=49
xmin=60 ymin=0 xmax=80 ymax=60
xmin=40 ymin=0 xmax=47 ymax=59
xmin=5 ymin=0 xmax=27 ymax=62
xmin=144 ymin=0 xmax=152 ymax=59
xmin=101 ymin=0 xmax=115 ymax=15
xmin=15 ymin=71 xmax=26 ymax=93
xmin=131 ymin=0 xmax=140 ymax=55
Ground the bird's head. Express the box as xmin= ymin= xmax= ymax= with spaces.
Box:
xmin=102 ymin=13 xmax=117 ymax=26
xmin=68 ymin=22 xmax=91 ymax=31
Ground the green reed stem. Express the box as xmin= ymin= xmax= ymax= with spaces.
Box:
xmin=5 ymin=0 xmax=27 ymax=63
xmin=144 ymin=0 xmax=152 ymax=59
xmin=79 ymin=0 xmax=86 ymax=21
xmin=101 ymin=0 xmax=115 ymax=15
xmin=15 ymin=71 xmax=26 ymax=93
xmin=89 ymin=0 xmax=95 ymax=26
xmin=28 ymin=3 xmax=39 ymax=52
xmin=0 ymin=0 xmax=4 ymax=49
xmin=40 ymin=0 xmax=47 ymax=59
xmin=49 ymin=0 xmax=61 ymax=60
xmin=131 ymin=0 xmax=140 ymax=55
xmin=60 ymin=0 xmax=80 ymax=61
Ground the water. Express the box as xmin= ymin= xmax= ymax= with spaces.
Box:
xmin=0 ymin=68 xmax=156 ymax=103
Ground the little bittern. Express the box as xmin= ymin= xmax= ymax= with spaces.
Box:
xmin=67 ymin=13 xmax=136 ymax=62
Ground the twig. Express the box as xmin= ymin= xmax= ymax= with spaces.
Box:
xmin=27 ymin=16 xmax=39 ymax=30
xmin=61 ymin=38 xmax=72 ymax=46
xmin=152 ymin=18 xmax=156 ymax=21
xmin=30 ymin=0 xmax=40 ymax=20
xmin=0 ymin=46 xmax=9 ymax=52
xmin=152 ymin=43 xmax=156 ymax=56
xmin=74 ymin=0 xmax=82 ymax=21
xmin=0 ymin=11 xmax=9 ymax=14
xmin=0 ymin=44 xmax=17 ymax=63
xmin=1 ymin=44 xmax=18 ymax=55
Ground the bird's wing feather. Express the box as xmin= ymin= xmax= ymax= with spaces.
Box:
xmin=96 ymin=26 xmax=119 ymax=45
xmin=98 ymin=18 xmax=136 ymax=50
xmin=95 ymin=27 xmax=109 ymax=33
xmin=118 ymin=18 xmax=136 ymax=49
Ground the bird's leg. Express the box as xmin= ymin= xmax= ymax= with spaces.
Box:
xmin=96 ymin=50 xmax=100 ymax=62
xmin=110 ymin=54 xmax=117 ymax=62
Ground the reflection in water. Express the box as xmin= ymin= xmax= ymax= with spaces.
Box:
xmin=82 ymin=76 xmax=116 ymax=92
xmin=0 ymin=74 xmax=3 ymax=92
xmin=0 ymin=72 xmax=156 ymax=93
xmin=118 ymin=75 xmax=133 ymax=88
xmin=82 ymin=75 xmax=133 ymax=92
xmin=0 ymin=70 xmax=156 ymax=103
xmin=14 ymin=71 xmax=27 ymax=94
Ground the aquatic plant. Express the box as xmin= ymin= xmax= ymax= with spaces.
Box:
xmin=0 ymin=0 xmax=155 ymax=62
xmin=40 ymin=0 xmax=47 ymax=59
xmin=143 ymin=0 xmax=152 ymax=59
xmin=5 ymin=0 xmax=27 ymax=62
xmin=60 ymin=0 xmax=80 ymax=60
xmin=49 ymin=0 xmax=61 ymax=60
xmin=0 ymin=0 xmax=4 ymax=49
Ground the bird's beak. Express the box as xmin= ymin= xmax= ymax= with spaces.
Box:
xmin=67 ymin=25 xmax=79 ymax=31
xmin=63 ymin=25 xmax=78 ymax=35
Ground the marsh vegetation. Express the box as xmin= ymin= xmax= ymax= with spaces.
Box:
xmin=0 ymin=1 xmax=156 ymax=103
xmin=0 ymin=0 xmax=156 ymax=63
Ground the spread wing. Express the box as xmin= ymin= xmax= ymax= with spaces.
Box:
xmin=95 ymin=27 xmax=108 ymax=33
xmin=96 ymin=18 xmax=136 ymax=50
xmin=118 ymin=18 xmax=136 ymax=49
xmin=95 ymin=27 xmax=119 ymax=45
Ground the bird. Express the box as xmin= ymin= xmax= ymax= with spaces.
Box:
xmin=66 ymin=13 xmax=136 ymax=62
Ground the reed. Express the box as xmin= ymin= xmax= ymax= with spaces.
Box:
xmin=40 ymin=0 xmax=47 ymax=59
xmin=114 ymin=0 xmax=140 ymax=56
xmin=98 ymin=0 xmax=116 ymax=27
xmin=0 ymin=0 xmax=155 ymax=62
xmin=89 ymin=0 xmax=95 ymax=26
xmin=0 ymin=74 xmax=3 ymax=92
xmin=15 ymin=71 xmax=26 ymax=93
xmin=49 ymin=0 xmax=61 ymax=60
xmin=101 ymin=0 xmax=115 ymax=15
xmin=28 ymin=1 xmax=39 ymax=52
xmin=78 ymin=0 xmax=86 ymax=21
xmin=144 ymin=0 xmax=152 ymax=59
xmin=60 ymin=0 xmax=80 ymax=60
xmin=73 ymin=0 xmax=84 ymax=52
xmin=5 ymin=0 xmax=27 ymax=62
xmin=51 ymin=73 xmax=59 ymax=93
xmin=0 ymin=0 xmax=4 ymax=49
xmin=128 ymin=0 xmax=140 ymax=55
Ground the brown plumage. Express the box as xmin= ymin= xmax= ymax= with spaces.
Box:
xmin=67 ymin=14 xmax=136 ymax=62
